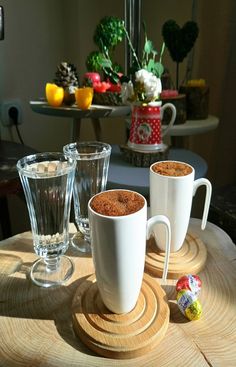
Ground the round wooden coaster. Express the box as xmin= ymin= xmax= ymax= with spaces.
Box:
xmin=145 ymin=231 xmax=207 ymax=279
xmin=72 ymin=273 xmax=169 ymax=359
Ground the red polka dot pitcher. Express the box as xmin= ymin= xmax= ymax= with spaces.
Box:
xmin=128 ymin=101 xmax=176 ymax=151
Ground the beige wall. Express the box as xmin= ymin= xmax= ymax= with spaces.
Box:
xmin=1 ymin=0 xmax=235 ymax=236
xmin=0 ymin=0 xmax=71 ymax=150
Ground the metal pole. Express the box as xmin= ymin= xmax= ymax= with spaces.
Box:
xmin=124 ymin=0 xmax=142 ymax=78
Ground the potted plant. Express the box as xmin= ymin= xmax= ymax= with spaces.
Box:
xmin=85 ymin=16 xmax=125 ymax=105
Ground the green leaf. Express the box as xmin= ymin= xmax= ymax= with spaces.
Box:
xmin=144 ymin=40 xmax=154 ymax=54
xmin=100 ymin=57 xmax=112 ymax=69
xmin=103 ymin=68 xmax=119 ymax=84
xmin=94 ymin=16 xmax=125 ymax=51
xmin=146 ymin=60 xmax=164 ymax=78
xmin=147 ymin=59 xmax=155 ymax=72
xmin=86 ymin=51 xmax=104 ymax=72
xmin=153 ymin=62 xmax=164 ymax=78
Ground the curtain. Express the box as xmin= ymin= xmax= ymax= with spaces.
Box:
xmin=190 ymin=0 xmax=236 ymax=186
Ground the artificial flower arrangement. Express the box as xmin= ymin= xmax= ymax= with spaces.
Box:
xmin=121 ymin=21 xmax=165 ymax=105
xmin=45 ymin=16 xmax=165 ymax=110
xmin=85 ymin=16 xmax=165 ymax=106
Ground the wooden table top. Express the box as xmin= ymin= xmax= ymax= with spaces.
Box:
xmin=29 ymin=101 xmax=131 ymax=119
xmin=0 ymin=218 xmax=235 ymax=366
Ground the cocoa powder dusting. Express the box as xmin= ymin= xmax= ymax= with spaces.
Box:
xmin=91 ymin=190 xmax=144 ymax=216
xmin=152 ymin=161 xmax=192 ymax=176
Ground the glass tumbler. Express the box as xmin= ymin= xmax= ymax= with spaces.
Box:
xmin=17 ymin=152 xmax=76 ymax=288
xmin=63 ymin=141 xmax=111 ymax=253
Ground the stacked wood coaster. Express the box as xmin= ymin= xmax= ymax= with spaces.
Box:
xmin=72 ymin=273 xmax=169 ymax=359
xmin=119 ymin=144 xmax=169 ymax=167
xmin=145 ymin=231 xmax=207 ymax=279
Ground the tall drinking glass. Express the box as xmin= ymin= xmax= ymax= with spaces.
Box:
xmin=17 ymin=152 xmax=76 ymax=288
xmin=63 ymin=141 xmax=111 ymax=253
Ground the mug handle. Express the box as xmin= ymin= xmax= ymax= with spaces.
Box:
xmin=146 ymin=215 xmax=171 ymax=281
xmin=193 ymin=178 xmax=212 ymax=230
xmin=161 ymin=103 xmax=176 ymax=137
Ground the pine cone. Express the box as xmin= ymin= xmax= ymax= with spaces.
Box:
xmin=54 ymin=62 xmax=79 ymax=104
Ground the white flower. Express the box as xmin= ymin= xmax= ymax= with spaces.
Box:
xmin=121 ymin=81 xmax=134 ymax=104
xmin=121 ymin=68 xmax=162 ymax=104
xmin=144 ymin=75 xmax=162 ymax=101
xmin=135 ymin=69 xmax=162 ymax=102
xmin=135 ymin=69 xmax=151 ymax=84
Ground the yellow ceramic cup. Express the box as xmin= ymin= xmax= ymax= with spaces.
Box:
xmin=75 ymin=87 xmax=94 ymax=110
xmin=45 ymin=83 xmax=64 ymax=107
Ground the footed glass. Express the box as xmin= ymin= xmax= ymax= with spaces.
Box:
xmin=17 ymin=152 xmax=75 ymax=287
xmin=63 ymin=141 xmax=111 ymax=253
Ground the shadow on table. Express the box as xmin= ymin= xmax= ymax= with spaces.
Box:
xmin=0 ymin=233 xmax=92 ymax=259
xmin=0 ymin=272 xmax=88 ymax=319
xmin=161 ymin=283 xmax=190 ymax=324
xmin=0 ymin=270 xmax=97 ymax=356
xmin=54 ymin=274 xmax=98 ymax=356
xmin=168 ymin=300 xmax=190 ymax=324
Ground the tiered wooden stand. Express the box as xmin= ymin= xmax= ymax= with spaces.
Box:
xmin=72 ymin=273 xmax=169 ymax=359
xmin=145 ymin=231 xmax=207 ymax=279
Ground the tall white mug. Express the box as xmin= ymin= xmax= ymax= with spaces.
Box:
xmin=88 ymin=189 xmax=171 ymax=314
xmin=150 ymin=160 xmax=212 ymax=252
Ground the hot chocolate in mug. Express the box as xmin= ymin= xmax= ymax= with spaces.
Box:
xmin=150 ymin=160 xmax=212 ymax=252
xmin=128 ymin=101 xmax=176 ymax=151
xmin=88 ymin=189 xmax=171 ymax=314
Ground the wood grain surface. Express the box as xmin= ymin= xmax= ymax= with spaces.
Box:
xmin=0 ymin=219 xmax=236 ymax=367
xmin=145 ymin=231 xmax=207 ymax=279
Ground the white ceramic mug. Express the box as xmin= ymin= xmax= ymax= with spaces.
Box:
xmin=150 ymin=160 xmax=212 ymax=252
xmin=88 ymin=189 xmax=171 ymax=314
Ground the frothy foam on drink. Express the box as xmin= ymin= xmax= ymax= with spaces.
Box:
xmin=91 ymin=190 xmax=144 ymax=216
xmin=152 ymin=161 xmax=192 ymax=176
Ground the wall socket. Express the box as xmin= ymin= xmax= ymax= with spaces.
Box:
xmin=1 ymin=100 xmax=22 ymax=126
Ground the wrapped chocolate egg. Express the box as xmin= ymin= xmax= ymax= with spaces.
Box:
xmin=176 ymin=274 xmax=202 ymax=296
xmin=177 ymin=289 xmax=202 ymax=321
xmin=185 ymin=300 xmax=202 ymax=321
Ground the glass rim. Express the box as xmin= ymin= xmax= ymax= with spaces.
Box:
xmin=16 ymin=151 xmax=75 ymax=175
xmin=63 ymin=141 xmax=112 ymax=159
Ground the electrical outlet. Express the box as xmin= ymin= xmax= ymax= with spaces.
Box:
xmin=1 ymin=100 xmax=22 ymax=126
